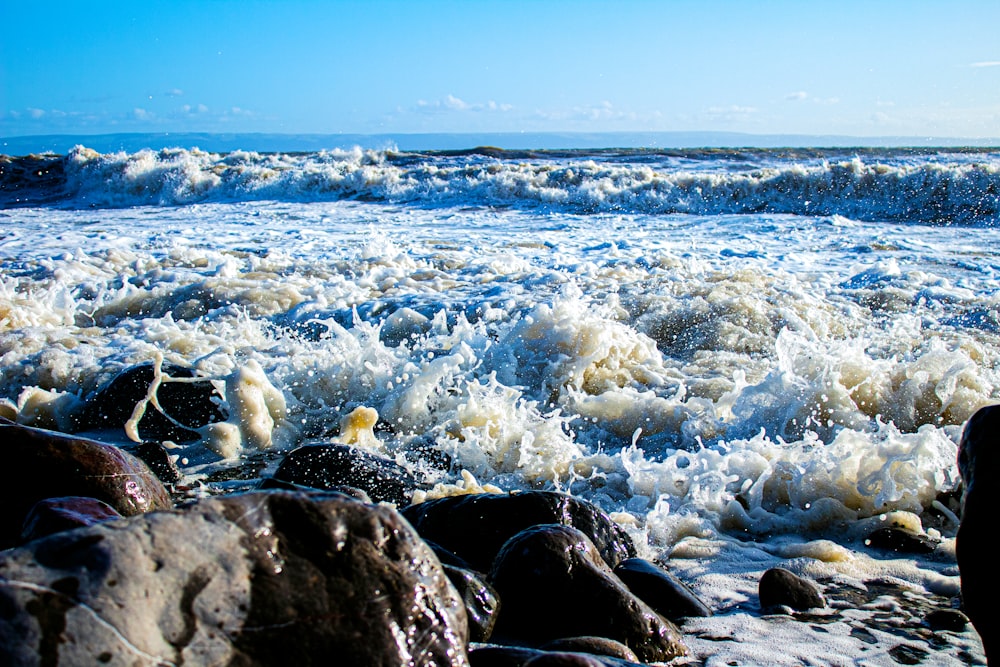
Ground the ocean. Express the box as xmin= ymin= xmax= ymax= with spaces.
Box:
xmin=2 ymin=141 xmax=999 ymax=665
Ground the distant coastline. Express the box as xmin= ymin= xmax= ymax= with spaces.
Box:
xmin=3 ymin=131 xmax=999 ymax=156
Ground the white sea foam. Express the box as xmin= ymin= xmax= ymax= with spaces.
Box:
xmin=2 ymin=147 xmax=998 ymax=664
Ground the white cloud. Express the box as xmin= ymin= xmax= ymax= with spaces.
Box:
xmin=166 ymin=88 xmax=184 ymax=97
xmin=415 ymin=95 xmax=513 ymax=114
xmin=786 ymin=91 xmax=808 ymax=101
xmin=133 ymin=108 xmax=153 ymax=120
xmin=28 ymin=108 xmax=45 ymax=119
xmin=970 ymin=61 xmax=1000 ymax=68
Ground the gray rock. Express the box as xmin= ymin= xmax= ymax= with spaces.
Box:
xmin=758 ymin=567 xmax=826 ymax=611
xmin=0 ymin=490 xmax=470 ymax=666
xmin=488 ymin=524 xmax=686 ymax=663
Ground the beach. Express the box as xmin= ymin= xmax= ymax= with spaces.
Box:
xmin=1 ymin=144 xmax=998 ymax=665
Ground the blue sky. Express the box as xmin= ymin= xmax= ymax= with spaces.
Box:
xmin=2 ymin=0 xmax=998 ymax=140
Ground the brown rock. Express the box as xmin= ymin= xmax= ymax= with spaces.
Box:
xmin=19 ymin=496 xmax=123 ymax=543
xmin=0 ymin=418 xmax=171 ymax=549
xmin=758 ymin=567 xmax=826 ymax=611
xmin=488 ymin=524 xmax=686 ymax=663
xmin=403 ymin=491 xmax=635 ymax=572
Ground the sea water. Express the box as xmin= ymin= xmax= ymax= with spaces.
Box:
xmin=2 ymin=144 xmax=999 ymax=665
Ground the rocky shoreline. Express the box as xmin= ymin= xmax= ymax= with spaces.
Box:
xmin=0 ymin=364 xmax=992 ymax=666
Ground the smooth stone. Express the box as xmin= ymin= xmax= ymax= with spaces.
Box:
xmin=758 ymin=567 xmax=826 ymax=611
xmin=444 ymin=564 xmax=501 ymax=642
xmin=125 ymin=441 xmax=182 ymax=484
xmin=488 ymin=524 xmax=686 ymax=663
xmin=0 ymin=418 xmax=171 ymax=550
xmin=19 ymin=496 xmax=123 ymax=543
xmin=924 ymin=608 xmax=970 ymax=632
xmin=0 ymin=490 xmax=470 ymax=666
xmin=272 ymin=443 xmax=418 ymax=505
xmin=257 ymin=476 xmax=373 ymax=502
xmin=613 ymin=558 xmax=712 ymax=620
xmin=469 ymin=646 xmax=642 ymax=667
xmin=865 ymin=527 xmax=938 ymax=554
xmin=956 ymin=404 xmax=1000 ymax=665
xmin=402 ymin=491 xmax=636 ymax=572
xmin=540 ymin=637 xmax=639 ymax=662
xmin=73 ymin=362 xmax=227 ymax=441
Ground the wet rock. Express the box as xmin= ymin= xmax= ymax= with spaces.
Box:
xmin=257 ymin=475 xmax=373 ymax=502
xmin=865 ymin=527 xmax=938 ymax=554
xmin=613 ymin=558 xmax=712 ymax=621
xmin=403 ymin=491 xmax=636 ymax=572
xmin=0 ymin=418 xmax=171 ymax=550
xmin=272 ymin=443 xmax=418 ymax=505
xmin=0 ymin=490 xmax=469 ymax=666
xmin=74 ymin=362 xmax=227 ymax=441
xmin=19 ymin=496 xmax=123 ymax=543
xmin=524 ymin=653 xmax=640 ymax=667
xmin=469 ymin=645 xmax=545 ymax=667
xmin=444 ymin=564 xmax=501 ymax=642
xmin=924 ymin=608 xmax=969 ymax=632
xmin=427 ymin=540 xmax=476 ymax=570
xmin=540 ymin=637 xmax=639 ymax=662
xmin=957 ymin=404 xmax=1000 ymax=664
xmin=124 ymin=440 xmax=182 ymax=484
xmin=488 ymin=524 xmax=686 ymax=663
xmin=758 ymin=567 xmax=826 ymax=611
xmin=468 ymin=646 xmax=642 ymax=667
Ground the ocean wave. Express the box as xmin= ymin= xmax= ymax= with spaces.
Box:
xmin=2 ymin=145 xmax=998 ymax=224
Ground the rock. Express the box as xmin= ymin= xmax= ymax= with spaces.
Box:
xmin=468 ymin=646 xmax=642 ymax=667
xmin=613 ymin=558 xmax=712 ymax=620
xmin=403 ymin=491 xmax=636 ymax=572
xmin=540 ymin=637 xmax=639 ymax=662
xmin=758 ymin=567 xmax=826 ymax=611
xmin=524 ymin=653 xmax=639 ymax=667
xmin=469 ymin=645 xmax=545 ymax=667
xmin=19 ymin=496 xmax=123 ymax=543
xmin=272 ymin=443 xmax=418 ymax=505
xmin=488 ymin=524 xmax=686 ymax=663
xmin=957 ymin=404 xmax=1000 ymax=664
xmin=74 ymin=362 xmax=227 ymax=442
xmin=257 ymin=475 xmax=374 ymax=502
xmin=125 ymin=441 xmax=182 ymax=484
xmin=0 ymin=490 xmax=469 ymax=666
xmin=427 ymin=540 xmax=476 ymax=570
xmin=924 ymin=608 xmax=969 ymax=632
xmin=444 ymin=564 xmax=501 ymax=642
xmin=0 ymin=418 xmax=171 ymax=550
xmin=865 ymin=527 xmax=938 ymax=554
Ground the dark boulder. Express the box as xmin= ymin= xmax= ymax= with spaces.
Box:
xmin=957 ymin=404 xmax=1000 ymax=664
xmin=468 ymin=646 xmax=642 ymax=667
xmin=488 ymin=524 xmax=686 ymax=663
xmin=402 ymin=491 xmax=636 ymax=572
xmin=613 ymin=558 xmax=712 ymax=621
xmin=0 ymin=490 xmax=469 ymax=666
xmin=924 ymin=608 xmax=969 ymax=632
xmin=19 ymin=496 xmax=123 ymax=543
xmin=444 ymin=564 xmax=501 ymax=642
xmin=865 ymin=526 xmax=938 ymax=554
xmin=0 ymin=418 xmax=171 ymax=549
xmin=540 ymin=637 xmax=639 ymax=662
xmin=758 ymin=567 xmax=826 ymax=612
xmin=74 ymin=362 xmax=227 ymax=441
xmin=272 ymin=443 xmax=418 ymax=505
